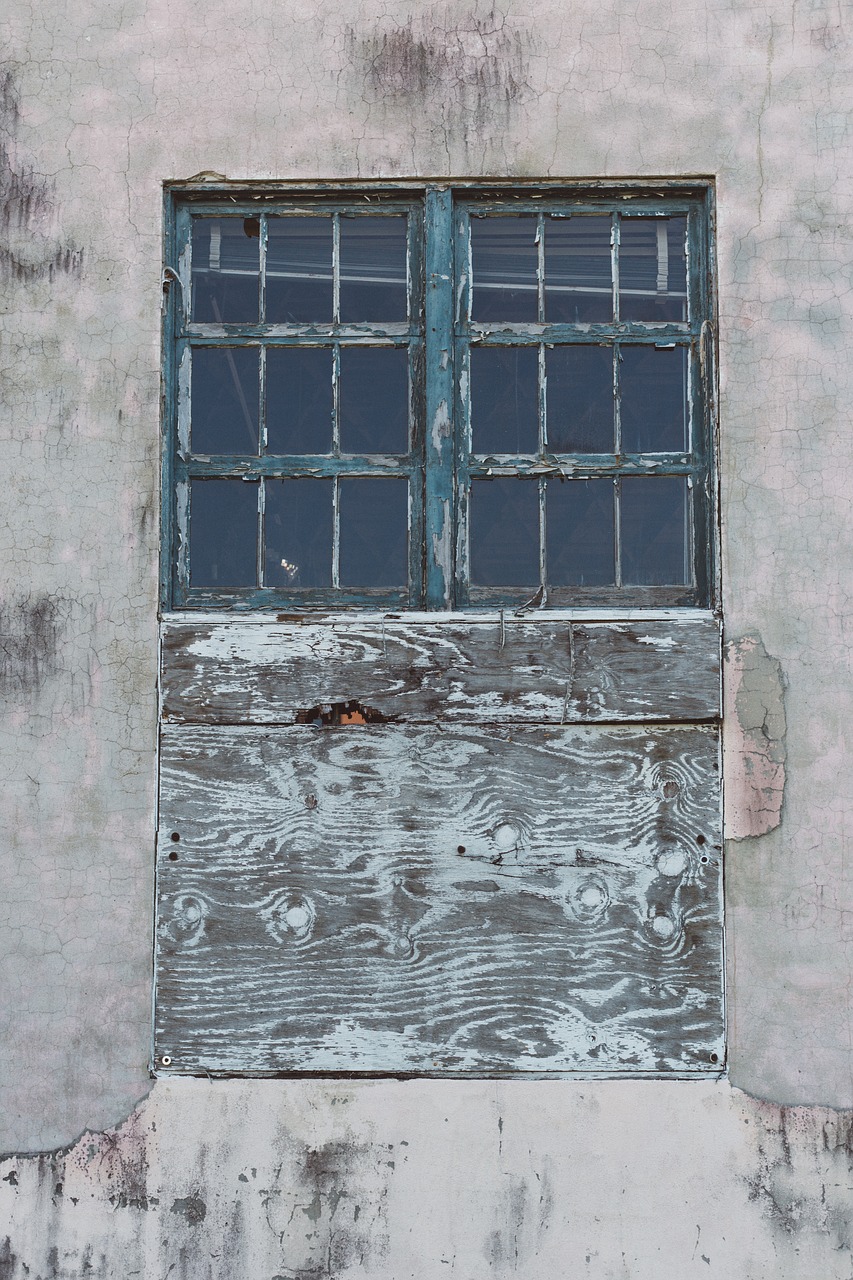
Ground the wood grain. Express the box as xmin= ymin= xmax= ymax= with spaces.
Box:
xmin=155 ymin=723 xmax=723 ymax=1075
xmin=160 ymin=615 xmax=720 ymax=725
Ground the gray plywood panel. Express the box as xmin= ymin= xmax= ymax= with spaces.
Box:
xmin=160 ymin=615 xmax=720 ymax=725
xmin=155 ymin=723 xmax=723 ymax=1075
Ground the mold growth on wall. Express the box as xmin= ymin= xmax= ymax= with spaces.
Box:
xmin=723 ymin=633 xmax=787 ymax=839
xmin=0 ymin=594 xmax=61 ymax=699
xmin=0 ymin=66 xmax=83 ymax=284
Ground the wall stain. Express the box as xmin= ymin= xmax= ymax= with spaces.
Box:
xmin=0 ymin=595 xmax=61 ymax=698
xmin=0 ymin=66 xmax=83 ymax=283
xmin=723 ymin=632 xmax=787 ymax=839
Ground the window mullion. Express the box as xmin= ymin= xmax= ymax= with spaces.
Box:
xmin=424 ymin=187 xmax=455 ymax=610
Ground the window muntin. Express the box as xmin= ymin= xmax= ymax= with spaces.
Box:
xmin=164 ymin=186 xmax=713 ymax=610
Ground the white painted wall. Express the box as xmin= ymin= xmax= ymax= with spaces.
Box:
xmin=1 ymin=0 xmax=851 ymax=1274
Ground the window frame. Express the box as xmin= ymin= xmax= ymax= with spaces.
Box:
xmin=160 ymin=179 xmax=717 ymax=613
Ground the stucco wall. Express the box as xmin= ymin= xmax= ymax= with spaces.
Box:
xmin=1 ymin=0 xmax=852 ymax=1274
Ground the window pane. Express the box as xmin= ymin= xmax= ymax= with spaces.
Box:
xmin=266 ymin=217 xmax=332 ymax=322
xmin=619 ymin=217 xmax=687 ymax=322
xmin=546 ymin=347 xmax=613 ymax=452
xmin=190 ymin=479 xmax=258 ymax=587
xmin=470 ymin=478 xmax=539 ymax=586
xmin=264 ymin=479 xmax=333 ymax=587
xmin=620 ymin=346 xmax=688 ymax=452
xmin=547 ymin=480 xmax=615 ymax=586
xmin=339 ymin=217 xmax=407 ymax=322
xmin=339 ymin=348 xmax=408 ymax=454
xmin=621 ymin=476 xmax=690 ymax=585
xmin=471 ymin=347 xmax=538 ymax=453
xmin=470 ymin=216 xmax=538 ymax=322
xmin=339 ymin=478 xmax=408 ymax=587
xmin=545 ymin=216 xmax=612 ymax=322
xmin=266 ymin=349 xmax=333 ymax=455
xmin=190 ymin=348 xmax=259 ymax=455
xmin=191 ymin=218 xmax=259 ymax=322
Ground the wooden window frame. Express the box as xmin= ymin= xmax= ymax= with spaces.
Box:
xmin=160 ymin=180 xmax=717 ymax=613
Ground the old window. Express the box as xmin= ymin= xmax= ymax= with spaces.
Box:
xmin=156 ymin=182 xmax=722 ymax=1080
xmin=161 ymin=184 xmax=714 ymax=611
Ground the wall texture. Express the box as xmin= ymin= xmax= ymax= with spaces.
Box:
xmin=1 ymin=0 xmax=852 ymax=1274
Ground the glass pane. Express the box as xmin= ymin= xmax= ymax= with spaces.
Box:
xmin=619 ymin=217 xmax=687 ymax=322
xmin=266 ymin=348 xmax=333 ymax=454
xmin=264 ymin=479 xmax=333 ymax=587
xmin=339 ymin=478 xmax=408 ymax=587
xmin=191 ymin=348 xmax=259 ymax=455
xmin=621 ymin=476 xmax=690 ymax=585
xmin=191 ymin=218 xmax=259 ymax=322
xmin=339 ymin=217 xmax=407 ymax=322
xmin=266 ymin=217 xmax=333 ymax=322
xmin=471 ymin=348 xmax=538 ymax=453
xmin=546 ymin=347 xmax=613 ymax=452
xmin=470 ymin=217 xmax=538 ymax=322
xmin=547 ymin=479 xmax=615 ymax=586
xmin=620 ymin=346 xmax=688 ymax=452
xmin=339 ymin=348 xmax=408 ymax=454
xmin=469 ymin=478 xmax=539 ymax=586
xmin=190 ymin=479 xmax=258 ymax=587
xmin=545 ymin=216 xmax=612 ymax=322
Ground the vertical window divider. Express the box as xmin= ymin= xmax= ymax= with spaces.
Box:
xmin=538 ymin=476 xmax=547 ymax=594
xmin=538 ymin=343 xmax=547 ymax=454
xmin=424 ymin=186 xmax=455 ymax=610
xmin=257 ymin=477 xmax=265 ymax=589
xmin=331 ymin=475 xmax=340 ymax=589
xmin=614 ymin=474 xmax=623 ymax=588
xmin=332 ymin=343 xmax=340 ymax=456
xmin=612 ymin=213 xmax=620 ymax=322
xmin=536 ymin=212 xmax=545 ymax=322
xmin=259 ymin=214 xmax=267 ymax=324
xmin=259 ymin=345 xmax=267 ymax=454
xmin=332 ymin=214 xmax=341 ymax=324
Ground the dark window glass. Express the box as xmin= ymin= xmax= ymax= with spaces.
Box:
xmin=619 ymin=217 xmax=687 ymax=322
xmin=192 ymin=218 xmax=259 ymax=322
xmin=546 ymin=347 xmax=613 ymax=452
xmin=190 ymin=479 xmax=258 ymax=587
xmin=470 ymin=478 xmax=539 ymax=586
xmin=471 ymin=217 xmax=538 ymax=322
xmin=266 ymin=349 xmax=333 ymax=455
xmin=471 ymin=348 xmax=538 ymax=453
xmin=547 ymin=479 xmax=615 ymax=586
xmin=266 ymin=218 xmax=332 ymax=322
xmin=339 ymin=478 xmax=408 ymax=587
xmin=545 ymin=216 xmax=612 ymax=322
xmin=264 ymin=479 xmax=333 ymax=587
xmin=339 ymin=217 xmax=407 ymax=322
xmin=620 ymin=346 xmax=688 ymax=452
xmin=190 ymin=348 xmax=259 ymax=455
xmin=621 ymin=476 xmax=690 ymax=584
xmin=339 ymin=348 xmax=408 ymax=454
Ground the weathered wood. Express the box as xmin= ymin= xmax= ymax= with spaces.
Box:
xmin=155 ymin=723 xmax=723 ymax=1075
xmin=160 ymin=614 xmax=720 ymax=725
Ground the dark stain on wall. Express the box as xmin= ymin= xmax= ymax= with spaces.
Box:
xmin=0 ymin=595 xmax=61 ymax=698
xmin=0 ymin=66 xmax=84 ymax=283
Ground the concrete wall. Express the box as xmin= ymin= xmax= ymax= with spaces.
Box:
xmin=1 ymin=0 xmax=851 ymax=1274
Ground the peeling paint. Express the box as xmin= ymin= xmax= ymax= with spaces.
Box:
xmin=723 ymin=633 xmax=787 ymax=839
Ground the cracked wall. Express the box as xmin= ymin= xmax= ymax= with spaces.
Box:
xmin=1 ymin=0 xmax=852 ymax=1272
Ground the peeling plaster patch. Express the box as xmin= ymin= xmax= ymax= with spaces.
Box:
xmin=0 ymin=66 xmax=83 ymax=283
xmin=723 ymin=633 xmax=787 ymax=839
xmin=0 ymin=594 xmax=60 ymax=698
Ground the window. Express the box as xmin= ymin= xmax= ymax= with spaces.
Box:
xmin=162 ymin=183 xmax=715 ymax=611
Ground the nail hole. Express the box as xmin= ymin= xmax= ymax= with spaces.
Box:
xmin=170 ymin=832 xmax=180 ymax=843
xmin=457 ymin=845 xmax=466 ymax=854
xmin=168 ymin=851 xmax=178 ymax=862
xmin=700 ymin=856 xmax=709 ymax=864
xmin=161 ymin=1055 xmax=172 ymax=1067
xmin=696 ymin=834 xmax=707 ymax=845
xmin=710 ymin=1052 xmax=719 ymax=1063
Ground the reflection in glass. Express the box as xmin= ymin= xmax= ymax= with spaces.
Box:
xmin=470 ymin=217 xmax=538 ymax=322
xmin=545 ymin=216 xmax=612 ymax=322
xmin=546 ymin=347 xmax=613 ymax=452
xmin=620 ymin=346 xmax=687 ymax=452
xmin=621 ymin=476 xmax=689 ymax=584
xmin=470 ymin=478 xmax=539 ymax=586
xmin=264 ymin=479 xmax=333 ymax=587
xmin=266 ymin=217 xmax=332 ymax=322
xmin=619 ymin=217 xmax=687 ymax=322
xmin=266 ymin=348 xmax=333 ymax=454
xmin=471 ymin=348 xmax=538 ymax=453
xmin=339 ymin=478 xmax=408 ymax=587
xmin=339 ymin=348 xmax=408 ymax=454
xmin=547 ymin=479 xmax=615 ymax=586
xmin=339 ymin=217 xmax=407 ymax=322
xmin=190 ymin=479 xmax=258 ymax=587
xmin=191 ymin=348 xmax=259 ymax=454
xmin=192 ymin=218 xmax=259 ymax=322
